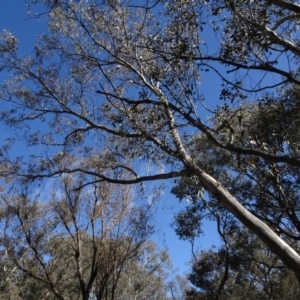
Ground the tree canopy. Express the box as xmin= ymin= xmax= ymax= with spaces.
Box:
xmin=0 ymin=172 xmax=171 ymax=299
xmin=1 ymin=0 xmax=300 ymax=290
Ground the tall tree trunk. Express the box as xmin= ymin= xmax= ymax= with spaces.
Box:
xmin=196 ymin=168 xmax=300 ymax=277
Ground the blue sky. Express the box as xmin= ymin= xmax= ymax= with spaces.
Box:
xmin=0 ymin=0 xmax=222 ymax=276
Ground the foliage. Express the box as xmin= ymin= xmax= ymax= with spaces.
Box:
xmin=185 ymin=232 xmax=300 ymax=300
xmin=172 ymin=96 xmax=300 ymax=298
xmin=1 ymin=0 xmax=300 ymax=280
xmin=173 ymin=94 xmax=300 ymax=243
xmin=0 ymin=172 xmax=170 ymax=300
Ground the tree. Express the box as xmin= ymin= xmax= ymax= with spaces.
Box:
xmin=171 ymin=96 xmax=300 ymax=298
xmin=0 ymin=170 xmax=170 ymax=299
xmin=184 ymin=232 xmax=300 ymax=300
xmin=173 ymin=96 xmax=300 ymax=240
xmin=1 ymin=0 xmax=300 ymax=277
xmin=167 ymin=274 xmax=191 ymax=300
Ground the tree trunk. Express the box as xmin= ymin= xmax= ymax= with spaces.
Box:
xmin=196 ymin=168 xmax=300 ymax=278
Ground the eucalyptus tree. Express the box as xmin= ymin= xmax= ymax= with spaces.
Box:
xmin=0 ymin=170 xmax=168 ymax=300
xmin=173 ymin=94 xmax=300 ymax=242
xmin=1 ymin=0 xmax=300 ymax=278
xmin=172 ymin=97 xmax=300 ymax=298
xmin=184 ymin=233 xmax=300 ymax=300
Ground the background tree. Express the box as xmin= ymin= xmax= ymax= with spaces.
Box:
xmin=167 ymin=274 xmax=191 ymax=300
xmin=184 ymin=232 xmax=300 ymax=300
xmin=1 ymin=0 xmax=300 ymax=278
xmin=0 ymin=164 xmax=170 ymax=300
